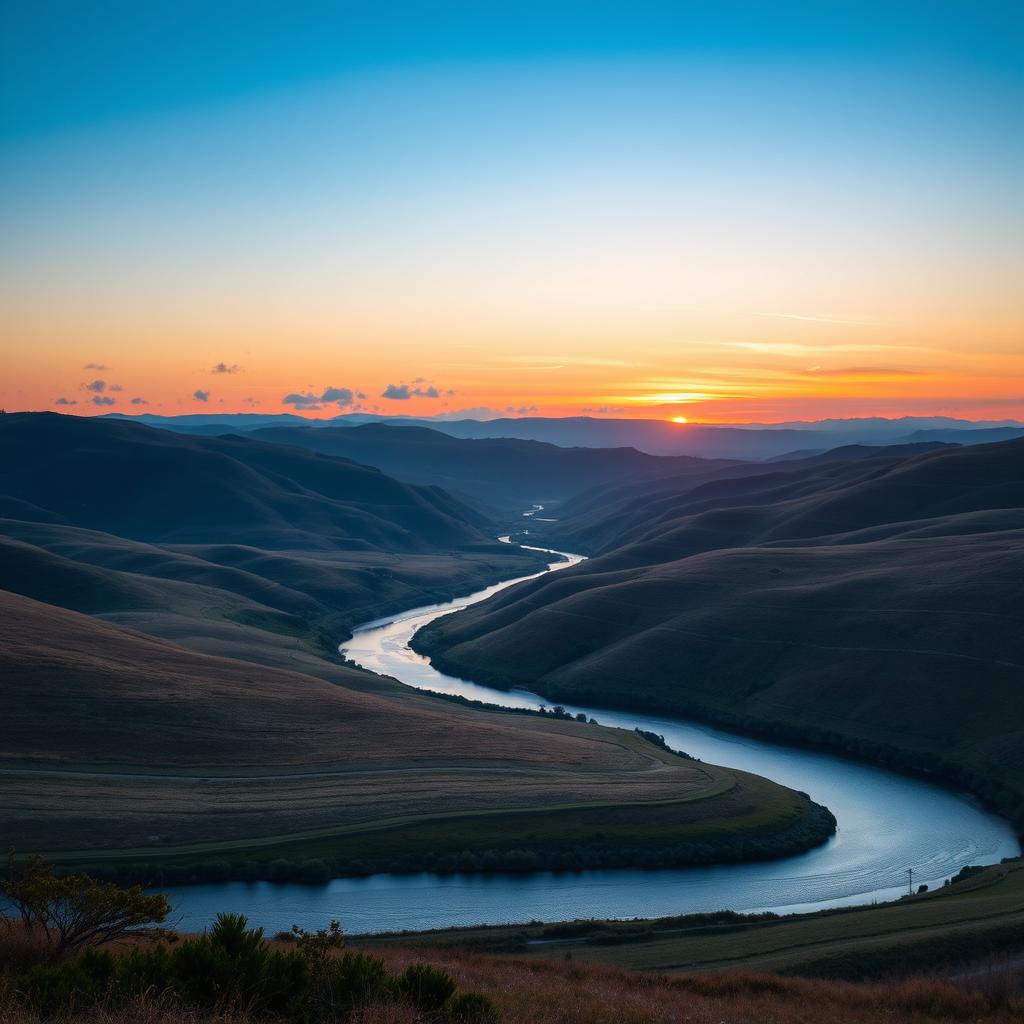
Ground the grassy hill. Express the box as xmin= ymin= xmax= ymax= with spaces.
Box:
xmin=0 ymin=413 xmax=492 ymax=551
xmin=415 ymin=439 xmax=1024 ymax=828
xmin=0 ymin=589 xmax=833 ymax=878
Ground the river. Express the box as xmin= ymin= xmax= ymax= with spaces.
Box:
xmin=166 ymin=537 xmax=1020 ymax=935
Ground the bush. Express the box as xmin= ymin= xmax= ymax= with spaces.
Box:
xmin=5 ymin=910 xmax=479 ymax=1023
xmin=396 ymin=962 xmax=458 ymax=1012
xmin=446 ymin=990 xmax=500 ymax=1022
xmin=2 ymin=853 xmax=169 ymax=960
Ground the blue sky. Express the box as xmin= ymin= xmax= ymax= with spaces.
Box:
xmin=2 ymin=2 xmax=1022 ymax=422
xmin=4 ymin=2 xmax=1021 ymax=140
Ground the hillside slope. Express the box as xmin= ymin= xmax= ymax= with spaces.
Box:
xmin=246 ymin=423 xmax=739 ymax=511
xmin=415 ymin=439 xmax=1024 ymax=826
xmin=0 ymin=413 xmax=490 ymax=551
xmin=0 ymin=589 xmax=832 ymax=871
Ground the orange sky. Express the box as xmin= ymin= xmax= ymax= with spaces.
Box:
xmin=5 ymin=297 xmax=1023 ymax=423
xmin=3 ymin=41 xmax=1022 ymax=423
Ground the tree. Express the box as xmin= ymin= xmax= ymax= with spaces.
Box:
xmin=2 ymin=852 xmax=170 ymax=959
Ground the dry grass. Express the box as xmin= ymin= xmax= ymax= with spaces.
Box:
xmin=367 ymin=947 xmax=1024 ymax=1023
xmin=3 ymin=922 xmax=1020 ymax=1024
xmin=2 ymin=951 xmax=1021 ymax=1024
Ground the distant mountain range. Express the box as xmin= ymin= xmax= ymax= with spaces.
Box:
xmin=415 ymin=437 xmax=1024 ymax=830
xmin=105 ymin=412 xmax=1024 ymax=460
xmin=242 ymin=423 xmax=740 ymax=512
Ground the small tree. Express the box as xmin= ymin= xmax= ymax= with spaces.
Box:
xmin=2 ymin=853 xmax=170 ymax=959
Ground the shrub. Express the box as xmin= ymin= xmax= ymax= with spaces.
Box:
xmin=2 ymin=853 xmax=169 ymax=960
xmin=446 ymin=990 xmax=499 ymax=1023
xmin=396 ymin=962 xmax=458 ymax=1012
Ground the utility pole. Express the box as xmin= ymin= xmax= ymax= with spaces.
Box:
xmin=907 ymin=867 xmax=913 ymax=895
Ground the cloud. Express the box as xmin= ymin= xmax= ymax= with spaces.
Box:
xmin=282 ymin=386 xmax=361 ymax=410
xmin=582 ymin=405 xmax=625 ymax=414
xmin=747 ymin=311 xmax=876 ymax=326
xmin=382 ymin=382 xmax=443 ymax=400
xmin=212 ymin=362 xmax=240 ymax=374
xmin=320 ymin=386 xmax=356 ymax=405
xmin=193 ymin=389 xmax=210 ymax=402
xmin=84 ymin=379 xmax=107 ymax=393
xmin=55 ymin=397 xmax=77 ymax=406
xmin=242 ymin=397 xmax=260 ymax=406
xmin=83 ymin=362 xmax=107 ymax=370
xmin=801 ymin=366 xmax=924 ymax=377
xmin=130 ymin=397 xmax=149 ymax=405
xmin=505 ymin=405 xmax=538 ymax=415
xmin=109 ymin=384 xmax=123 ymax=392
xmin=92 ymin=395 xmax=116 ymax=406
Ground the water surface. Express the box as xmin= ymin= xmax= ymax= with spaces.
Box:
xmin=167 ymin=543 xmax=1019 ymax=934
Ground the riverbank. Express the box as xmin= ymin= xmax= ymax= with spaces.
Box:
xmin=355 ymin=858 xmax=1024 ymax=982
xmin=413 ymin=616 xmax=1024 ymax=841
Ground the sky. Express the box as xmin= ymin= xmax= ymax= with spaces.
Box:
xmin=2 ymin=2 xmax=1022 ymax=423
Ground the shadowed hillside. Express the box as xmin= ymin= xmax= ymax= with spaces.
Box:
xmin=0 ymin=413 xmax=835 ymax=880
xmin=415 ymin=439 xmax=1024 ymax=827
xmin=245 ymin=422 xmax=740 ymax=511
xmin=0 ymin=413 xmax=491 ymax=551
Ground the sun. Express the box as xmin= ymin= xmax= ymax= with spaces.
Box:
xmin=670 ymin=416 xmax=689 ymax=424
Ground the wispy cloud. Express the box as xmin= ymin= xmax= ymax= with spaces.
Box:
xmin=193 ymin=389 xmax=210 ymax=402
xmin=746 ymin=311 xmax=877 ymax=326
xmin=212 ymin=362 xmax=240 ymax=374
xmin=801 ymin=365 xmax=925 ymax=377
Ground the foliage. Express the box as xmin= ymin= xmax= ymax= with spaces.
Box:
xmin=445 ymin=990 xmax=500 ymax=1023
xmin=1 ymin=852 xmax=169 ymax=960
xmin=395 ymin=962 xmax=457 ymax=1011
xmin=2 ymin=911 xmax=481 ymax=1022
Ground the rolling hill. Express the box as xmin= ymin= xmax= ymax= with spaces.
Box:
xmin=0 ymin=589 xmax=832 ymax=873
xmin=0 ymin=412 xmax=834 ymax=879
xmin=244 ymin=422 xmax=738 ymax=511
xmin=0 ymin=413 xmax=491 ymax=551
xmin=414 ymin=439 xmax=1024 ymax=828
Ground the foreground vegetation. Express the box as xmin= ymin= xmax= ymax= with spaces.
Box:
xmin=3 ymin=859 xmax=1023 ymax=1023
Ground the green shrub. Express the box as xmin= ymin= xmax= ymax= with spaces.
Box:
xmin=6 ymin=909 xmax=481 ymax=1022
xmin=321 ymin=952 xmax=391 ymax=1012
xmin=396 ymin=962 xmax=458 ymax=1012
xmin=446 ymin=990 xmax=499 ymax=1022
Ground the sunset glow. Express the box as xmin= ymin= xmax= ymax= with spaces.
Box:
xmin=2 ymin=3 xmax=1022 ymax=424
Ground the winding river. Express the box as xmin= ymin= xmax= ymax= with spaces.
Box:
xmin=167 ymin=537 xmax=1020 ymax=935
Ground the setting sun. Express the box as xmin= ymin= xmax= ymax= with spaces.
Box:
xmin=671 ymin=416 xmax=689 ymax=424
